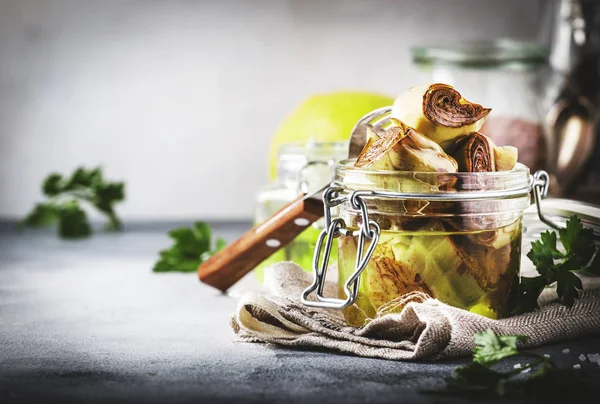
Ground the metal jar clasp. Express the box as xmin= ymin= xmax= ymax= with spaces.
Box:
xmin=300 ymin=187 xmax=380 ymax=309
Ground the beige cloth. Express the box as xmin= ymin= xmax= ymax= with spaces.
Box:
xmin=230 ymin=262 xmax=600 ymax=361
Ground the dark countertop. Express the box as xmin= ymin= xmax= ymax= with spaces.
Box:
xmin=1 ymin=221 xmax=599 ymax=404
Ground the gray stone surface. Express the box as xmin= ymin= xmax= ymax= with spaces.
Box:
xmin=1 ymin=221 xmax=599 ymax=403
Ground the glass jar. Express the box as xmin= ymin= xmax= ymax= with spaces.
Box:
xmin=412 ymin=40 xmax=549 ymax=172
xmin=303 ymin=160 xmax=532 ymax=327
xmin=254 ymin=141 xmax=348 ymax=280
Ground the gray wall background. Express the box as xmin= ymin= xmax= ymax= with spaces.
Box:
xmin=0 ymin=0 xmax=544 ymax=220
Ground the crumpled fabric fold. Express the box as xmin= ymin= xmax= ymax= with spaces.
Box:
xmin=230 ymin=262 xmax=600 ymax=360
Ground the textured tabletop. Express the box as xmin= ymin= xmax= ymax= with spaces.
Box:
xmin=1 ymin=221 xmax=599 ymax=404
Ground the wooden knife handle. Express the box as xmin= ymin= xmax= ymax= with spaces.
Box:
xmin=197 ymin=195 xmax=324 ymax=292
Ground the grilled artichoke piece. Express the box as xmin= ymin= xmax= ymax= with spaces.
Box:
xmin=447 ymin=132 xmax=496 ymax=172
xmin=363 ymin=241 xmax=429 ymax=308
xmin=451 ymin=234 xmax=515 ymax=290
xmin=354 ymin=126 xmax=406 ymax=170
xmin=447 ymin=132 xmax=519 ymax=172
xmin=494 ymin=145 xmax=518 ymax=171
xmin=353 ymin=126 xmax=458 ymax=194
xmin=391 ymin=83 xmax=491 ymax=146
xmin=394 ymin=127 xmax=459 ymax=172
xmin=355 ymin=126 xmax=459 ymax=173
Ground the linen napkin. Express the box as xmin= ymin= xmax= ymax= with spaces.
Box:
xmin=230 ymin=262 xmax=600 ymax=360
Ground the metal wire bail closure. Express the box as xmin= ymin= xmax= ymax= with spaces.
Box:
xmin=532 ymin=170 xmax=562 ymax=231
xmin=301 ymin=189 xmax=380 ymax=309
xmin=301 ymin=169 xmax=560 ymax=310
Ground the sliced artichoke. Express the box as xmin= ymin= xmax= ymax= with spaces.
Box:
xmin=450 ymin=232 xmax=516 ymax=291
xmin=364 ymin=242 xmax=426 ymax=309
xmin=353 ymin=126 xmax=458 ymax=195
xmin=395 ymin=128 xmax=459 ymax=172
xmin=391 ymin=83 xmax=491 ymax=146
xmin=447 ymin=132 xmax=496 ymax=172
xmin=354 ymin=126 xmax=405 ymax=170
xmin=494 ymin=145 xmax=518 ymax=171
xmin=446 ymin=132 xmax=518 ymax=172
xmin=355 ymin=126 xmax=458 ymax=173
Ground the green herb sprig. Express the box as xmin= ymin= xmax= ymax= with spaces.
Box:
xmin=153 ymin=222 xmax=226 ymax=273
xmin=509 ymin=216 xmax=599 ymax=315
xmin=438 ymin=330 xmax=588 ymax=399
xmin=19 ymin=167 xmax=125 ymax=239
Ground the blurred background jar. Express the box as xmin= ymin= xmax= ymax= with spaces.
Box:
xmin=411 ymin=40 xmax=549 ymax=172
xmin=253 ymin=141 xmax=347 ymax=281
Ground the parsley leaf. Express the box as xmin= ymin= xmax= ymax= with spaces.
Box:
xmin=20 ymin=167 xmax=125 ymax=238
xmin=153 ymin=222 xmax=226 ymax=273
xmin=526 ymin=235 xmax=555 ymax=274
xmin=555 ymin=269 xmax=582 ymax=307
xmin=57 ymin=200 xmax=92 ymax=239
xmin=473 ymin=330 xmax=527 ymax=366
xmin=92 ymin=181 xmax=125 ymax=230
xmin=507 ymin=275 xmax=548 ymax=315
xmin=446 ymin=362 xmax=508 ymax=396
xmin=42 ymin=174 xmax=64 ymax=196
xmin=509 ymin=215 xmax=598 ymax=314
xmin=19 ymin=203 xmax=59 ymax=228
xmin=559 ymin=216 xmax=594 ymax=256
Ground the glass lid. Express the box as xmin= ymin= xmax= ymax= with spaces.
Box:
xmin=412 ymin=39 xmax=549 ymax=69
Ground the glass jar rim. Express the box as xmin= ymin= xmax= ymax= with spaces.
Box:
xmin=412 ymin=39 xmax=548 ymax=69
xmin=333 ymin=159 xmax=531 ymax=196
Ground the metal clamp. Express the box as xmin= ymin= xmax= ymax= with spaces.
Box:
xmin=532 ymin=170 xmax=562 ymax=231
xmin=301 ymin=169 xmax=561 ymax=310
xmin=301 ymin=190 xmax=380 ymax=309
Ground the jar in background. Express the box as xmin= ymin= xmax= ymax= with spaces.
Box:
xmin=311 ymin=160 xmax=531 ymax=327
xmin=412 ymin=40 xmax=549 ymax=171
xmin=254 ymin=141 xmax=348 ymax=280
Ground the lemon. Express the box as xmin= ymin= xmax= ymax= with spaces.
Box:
xmin=269 ymin=91 xmax=394 ymax=179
